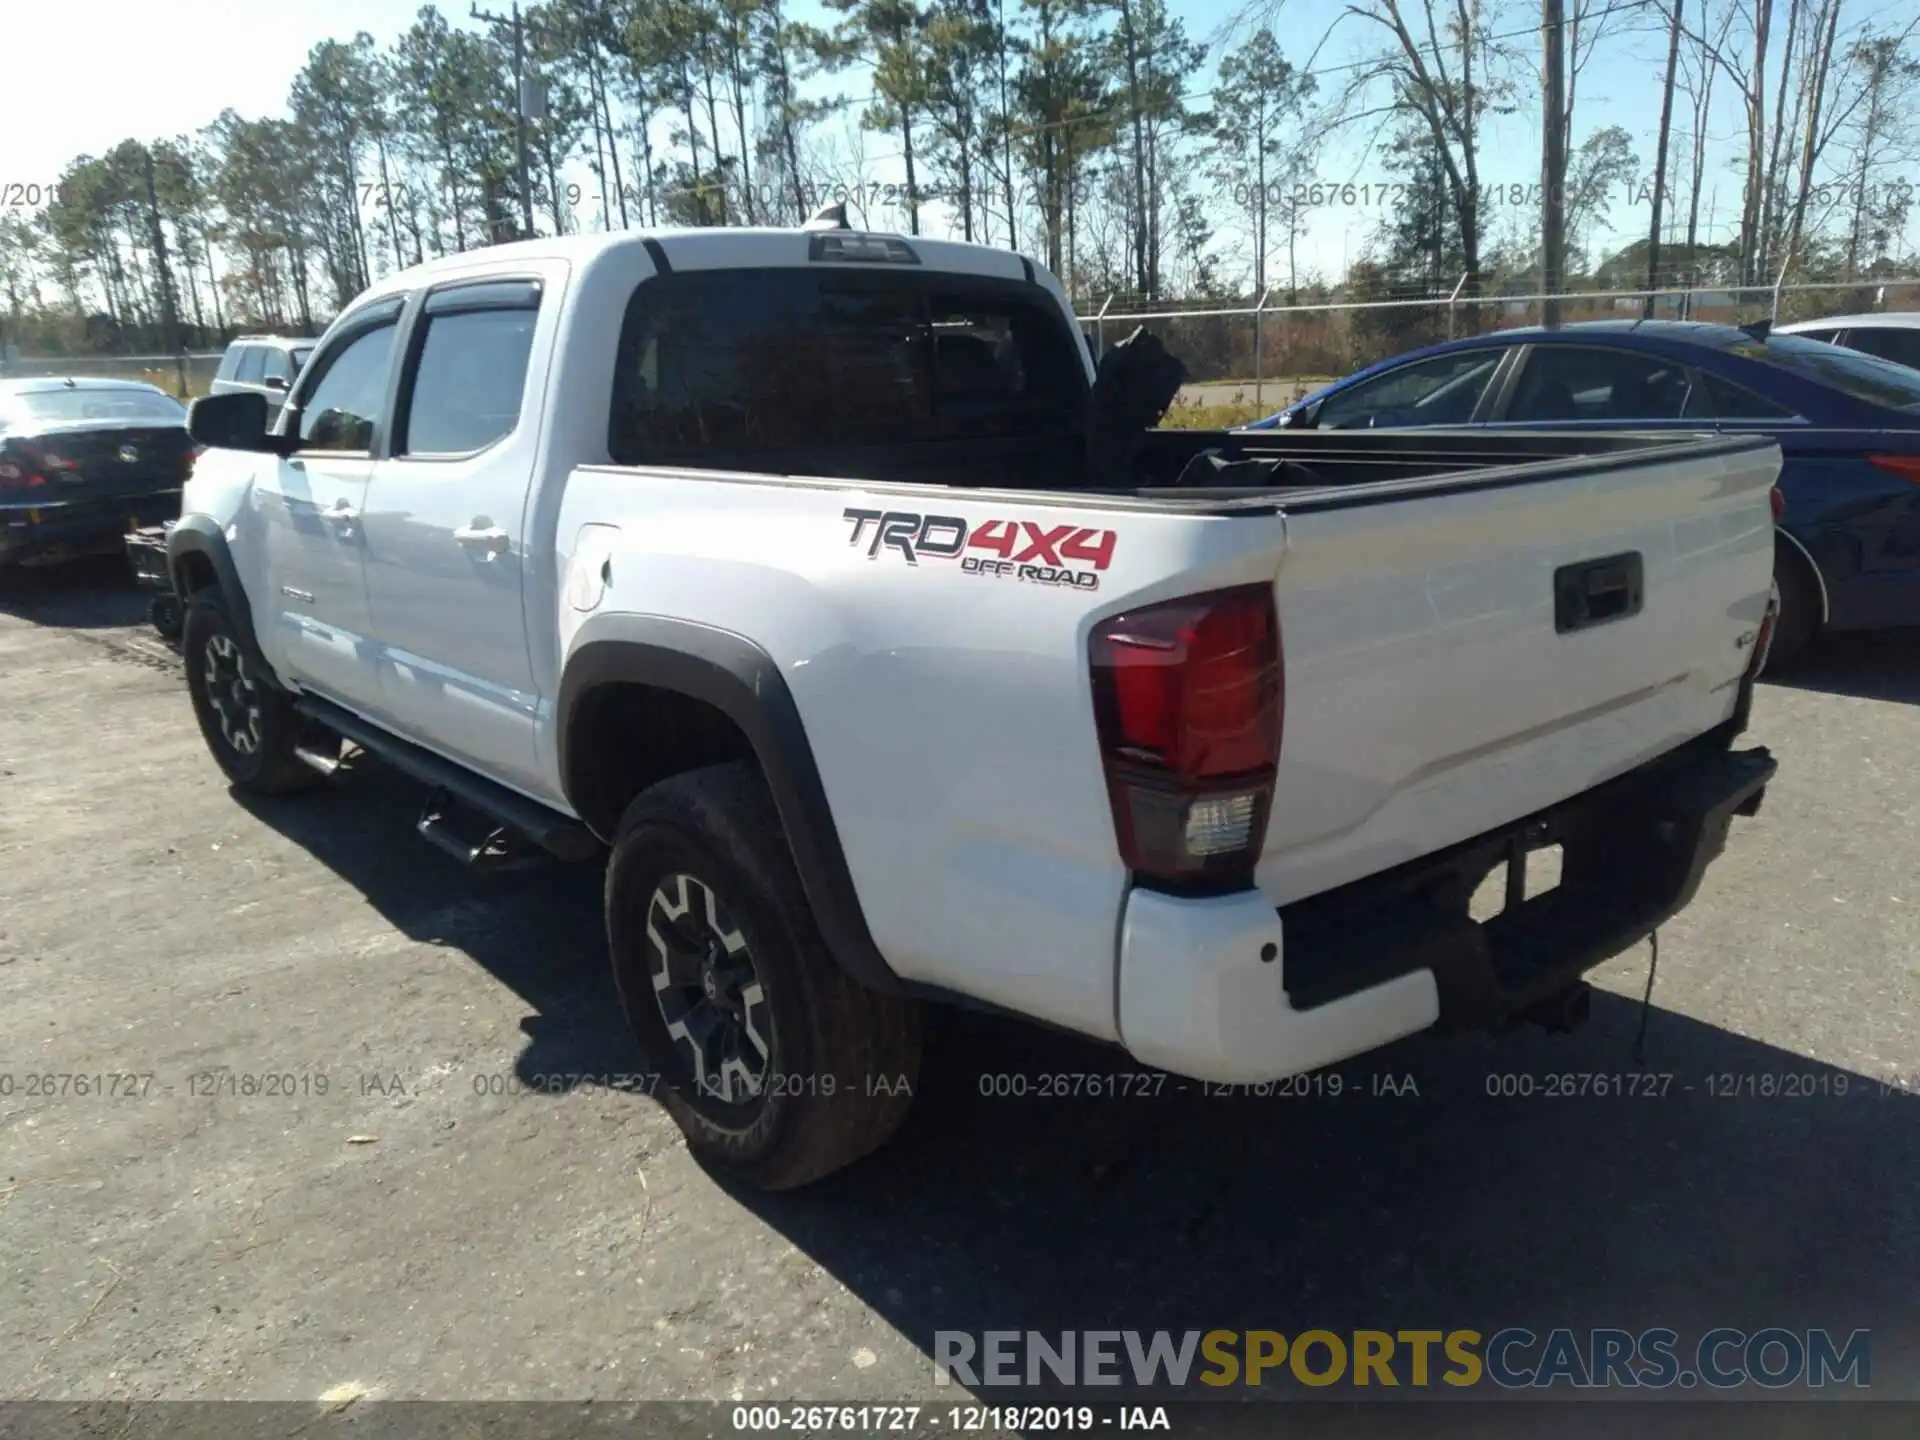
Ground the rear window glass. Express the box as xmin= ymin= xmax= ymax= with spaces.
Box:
xmin=608 ymin=269 xmax=1085 ymax=465
xmin=7 ymin=389 xmax=186 ymax=424
xmin=1749 ymin=334 xmax=1920 ymax=410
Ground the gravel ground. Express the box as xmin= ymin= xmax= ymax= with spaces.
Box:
xmin=1 ymin=559 xmax=1916 ymax=1417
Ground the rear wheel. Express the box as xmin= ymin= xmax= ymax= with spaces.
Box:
xmin=606 ymin=762 xmax=921 ymax=1189
xmin=183 ymin=587 xmax=327 ymax=795
xmin=1769 ymin=541 xmax=1820 ymax=670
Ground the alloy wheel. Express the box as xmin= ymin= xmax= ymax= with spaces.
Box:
xmin=645 ymin=872 xmax=772 ymax=1107
xmin=202 ymin=633 xmax=262 ymax=756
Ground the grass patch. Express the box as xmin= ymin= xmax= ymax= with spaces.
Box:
xmin=1159 ymin=401 xmax=1272 ymax=429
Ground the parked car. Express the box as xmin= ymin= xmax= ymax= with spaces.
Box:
xmin=1775 ymin=311 xmax=1920 ymax=371
xmin=0 ymin=378 xmax=196 ymax=571
xmin=209 ymin=334 xmax=315 ymax=423
xmin=1250 ymin=319 xmax=1920 ymax=663
xmin=172 ymin=229 xmax=1778 ymax=1188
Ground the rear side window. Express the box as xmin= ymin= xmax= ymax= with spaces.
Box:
xmin=1790 ymin=328 xmax=1841 ymax=344
xmin=234 ymin=346 xmax=266 ymax=384
xmin=1697 ymin=373 xmax=1796 ymax=420
xmin=608 ymin=269 xmax=1085 ymax=465
xmin=215 ymin=346 xmax=243 ymax=382
xmin=1506 ymin=346 xmax=1693 ymax=422
xmin=398 ymin=305 xmax=538 ymax=455
xmin=1842 ymin=327 xmax=1920 ymax=371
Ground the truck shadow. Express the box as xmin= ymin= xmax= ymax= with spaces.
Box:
xmin=1765 ymin=627 xmax=1920 ymax=706
xmin=748 ymin=1001 xmax=1918 ymax=1401
xmin=236 ymin=753 xmax=1918 ymax=1408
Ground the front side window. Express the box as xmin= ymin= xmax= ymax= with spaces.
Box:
xmin=1313 ymin=350 xmax=1502 ymax=429
xmin=260 ymin=347 xmax=295 ymax=385
xmin=399 ymin=307 xmax=538 ymax=455
xmin=608 ymin=269 xmax=1084 ymax=465
xmin=1507 ymin=347 xmax=1694 ymax=422
xmin=295 ymin=323 xmax=398 ymax=453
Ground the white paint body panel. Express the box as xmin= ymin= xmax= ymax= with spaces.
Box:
xmin=181 ymin=229 xmax=1779 ymax=1080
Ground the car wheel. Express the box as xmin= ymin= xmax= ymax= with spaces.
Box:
xmin=182 ymin=586 xmax=327 ymax=795
xmin=606 ymin=762 xmax=922 ymax=1190
xmin=149 ymin=593 xmax=184 ymax=641
xmin=1768 ymin=541 xmax=1820 ymax=670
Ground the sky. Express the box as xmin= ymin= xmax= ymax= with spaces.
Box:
xmin=1 ymin=0 xmax=1912 ymax=298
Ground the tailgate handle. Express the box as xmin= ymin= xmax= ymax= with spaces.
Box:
xmin=1555 ymin=552 xmax=1643 ymax=633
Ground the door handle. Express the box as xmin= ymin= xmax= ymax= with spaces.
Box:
xmin=454 ymin=522 xmax=511 ymax=559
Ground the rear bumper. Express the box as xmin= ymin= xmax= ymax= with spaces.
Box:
xmin=1115 ymin=738 xmax=1776 ymax=1084
xmin=0 ymin=489 xmax=180 ymax=564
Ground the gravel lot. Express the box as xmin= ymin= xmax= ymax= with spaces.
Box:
xmin=2 ymin=560 xmax=1916 ymax=1412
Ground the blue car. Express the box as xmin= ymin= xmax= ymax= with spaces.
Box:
xmin=1250 ymin=319 xmax=1920 ymax=663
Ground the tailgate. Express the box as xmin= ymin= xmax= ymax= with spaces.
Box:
xmin=1256 ymin=435 xmax=1781 ymax=906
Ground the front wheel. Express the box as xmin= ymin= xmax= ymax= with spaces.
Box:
xmin=182 ymin=587 xmax=327 ymax=795
xmin=606 ymin=762 xmax=921 ymax=1189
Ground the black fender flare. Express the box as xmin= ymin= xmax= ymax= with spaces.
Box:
xmin=557 ymin=621 xmax=902 ymax=994
xmin=166 ymin=516 xmax=283 ymax=688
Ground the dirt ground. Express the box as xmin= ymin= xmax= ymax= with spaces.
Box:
xmin=2 ymin=559 xmax=1917 ymax=1412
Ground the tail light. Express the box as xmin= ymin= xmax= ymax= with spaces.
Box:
xmin=1769 ymin=485 xmax=1784 ymax=520
xmin=0 ymin=453 xmax=48 ymax=492
xmin=1089 ymin=584 xmax=1283 ymax=892
xmin=1867 ymin=454 xmax=1920 ymax=483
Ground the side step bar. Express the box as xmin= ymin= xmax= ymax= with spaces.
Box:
xmin=293 ymin=694 xmax=602 ymax=864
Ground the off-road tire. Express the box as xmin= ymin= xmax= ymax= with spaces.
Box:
xmin=183 ymin=586 xmax=325 ymax=795
xmin=606 ymin=762 xmax=921 ymax=1189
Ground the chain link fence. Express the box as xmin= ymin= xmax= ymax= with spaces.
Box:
xmin=1080 ymin=277 xmax=1920 ymax=417
xmin=5 ymin=275 xmax=1916 ymax=414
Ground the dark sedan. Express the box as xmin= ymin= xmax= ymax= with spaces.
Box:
xmin=1250 ymin=320 xmax=1920 ymax=663
xmin=0 ymin=378 xmax=196 ymax=571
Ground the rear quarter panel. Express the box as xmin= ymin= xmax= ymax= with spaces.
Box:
xmin=553 ymin=468 xmax=1291 ymax=1041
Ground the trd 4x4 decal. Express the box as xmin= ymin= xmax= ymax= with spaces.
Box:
xmin=843 ymin=508 xmax=1116 ymax=591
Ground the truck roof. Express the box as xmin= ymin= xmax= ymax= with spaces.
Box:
xmin=352 ymin=227 xmax=1048 ymax=309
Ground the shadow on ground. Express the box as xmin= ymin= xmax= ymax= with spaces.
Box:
xmin=0 ymin=554 xmax=151 ymax=629
xmin=1765 ymin=626 xmax=1920 ymax=706
xmin=234 ymin=747 xmax=1920 ymax=1414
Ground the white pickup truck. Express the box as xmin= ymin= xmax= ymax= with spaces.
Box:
xmin=174 ymin=222 xmax=1781 ymax=1188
